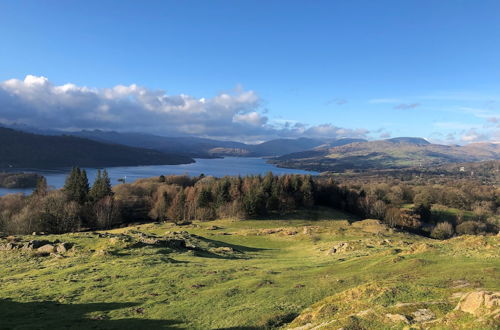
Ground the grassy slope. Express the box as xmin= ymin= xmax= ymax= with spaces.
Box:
xmin=272 ymin=141 xmax=500 ymax=172
xmin=0 ymin=208 xmax=498 ymax=329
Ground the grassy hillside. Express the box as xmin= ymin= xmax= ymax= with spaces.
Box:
xmin=0 ymin=127 xmax=194 ymax=169
xmin=272 ymin=139 xmax=500 ymax=172
xmin=0 ymin=209 xmax=498 ymax=329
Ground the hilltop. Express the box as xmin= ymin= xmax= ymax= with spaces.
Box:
xmin=0 ymin=213 xmax=498 ymax=329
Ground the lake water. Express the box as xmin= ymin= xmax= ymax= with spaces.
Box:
xmin=0 ymin=157 xmax=317 ymax=196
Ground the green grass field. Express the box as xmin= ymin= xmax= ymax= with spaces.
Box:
xmin=0 ymin=208 xmax=498 ymax=329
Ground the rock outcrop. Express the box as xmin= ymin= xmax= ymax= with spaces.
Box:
xmin=455 ymin=291 xmax=500 ymax=318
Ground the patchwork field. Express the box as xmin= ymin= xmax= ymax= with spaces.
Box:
xmin=0 ymin=208 xmax=499 ymax=329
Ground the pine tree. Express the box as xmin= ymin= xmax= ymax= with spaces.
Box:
xmin=63 ymin=167 xmax=89 ymax=204
xmin=32 ymin=176 xmax=48 ymax=196
xmin=300 ymin=175 xmax=315 ymax=207
xmin=90 ymin=169 xmax=113 ymax=202
xmin=197 ymin=188 xmax=213 ymax=209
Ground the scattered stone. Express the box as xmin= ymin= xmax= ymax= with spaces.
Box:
xmin=6 ymin=236 xmax=20 ymax=242
xmin=191 ymin=284 xmax=206 ymax=289
xmin=108 ymin=237 xmax=120 ymax=245
xmin=207 ymin=225 xmax=220 ymax=230
xmin=37 ymin=244 xmax=56 ymax=254
xmin=385 ymin=313 xmax=409 ymax=324
xmin=211 ymin=247 xmax=234 ymax=254
xmin=294 ymin=284 xmax=306 ymax=288
xmin=329 ymin=242 xmax=350 ymax=254
xmin=0 ymin=242 xmax=17 ymax=250
xmin=257 ymin=280 xmax=274 ymax=287
xmin=26 ymin=240 xmax=51 ymax=249
xmin=133 ymin=307 xmax=145 ymax=314
xmin=454 ymin=290 xmax=500 ymax=317
xmin=56 ymin=243 xmax=70 ymax=254
xmin=392 ymin=256 xmax=404 ymax=263
xmin=261 ymin=228 xmax=284 ymax=235
xmin=411 ymin=309 xmax=435 ymax=322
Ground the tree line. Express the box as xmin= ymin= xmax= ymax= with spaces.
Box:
xmin=0 ymin=169 xmax=498 ymax=238
xmin=0 ymin=168 xmax=117 ymax=234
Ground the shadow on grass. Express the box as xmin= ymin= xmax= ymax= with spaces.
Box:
xmin=243 ymin=207 xmax=360 ymax=223
xmin=0 ymin=299 xmax=181 ymax=329
xmin=197 ymin=236 xmax=268 ymax=253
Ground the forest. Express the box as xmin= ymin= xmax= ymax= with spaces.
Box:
xmin=0 ymin=167 xmax=498 ymax=239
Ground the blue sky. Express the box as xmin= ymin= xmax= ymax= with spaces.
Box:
xmin=0 ymin=0 xmax=499 ymax=143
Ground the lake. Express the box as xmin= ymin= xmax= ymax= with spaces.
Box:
xmin=0 ymin=157 xmax=318 ymax=196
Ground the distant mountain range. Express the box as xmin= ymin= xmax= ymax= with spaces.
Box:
xmin=271 ymin=138 xmax=500 ymax=172
xmin=1 ymin=124 xmax=498 ymax=172
xmin=69 ymin=131 xmax=333 ymax=157
xmin=2 ymin=125 xmax=338 ymax=158
xmin=0 ymin=127 xmax=194 ymax=169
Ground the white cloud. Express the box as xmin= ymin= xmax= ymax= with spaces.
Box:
xmin=460 ymin=129 xmax=489 ymax=143
xmin=0 ymin=75 xmax=369 ymax=141
xmin=232 ymin=111 xmax=268 ymax=126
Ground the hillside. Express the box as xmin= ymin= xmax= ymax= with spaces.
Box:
xmin=16 ymin=127 xmax=333 ymax=158
xmin=0 ymin=212 xmax=498 ymax=329
xmin=2 ymin=125 xmax=366 ymax=158
xmin=0 ymin=128 xmax=194 ymax=169
xmin=272 ymin=138 xmax=500 ymax=172
xmin=72 ymin=131 xmax=328 ymax=157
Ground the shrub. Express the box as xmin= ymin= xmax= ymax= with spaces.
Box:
xmin=431 ymin=222 xmax=454 ymax=239
xmin=456 ymin=221 xmax=487 ymax=235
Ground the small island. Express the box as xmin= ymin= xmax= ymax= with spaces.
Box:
xmin=0 ymin=173 xmax=43 ymax=189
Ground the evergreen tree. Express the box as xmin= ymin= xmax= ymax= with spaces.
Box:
xmin=90 ymin=169 xmax=113 ymax=201
xmin=63 ymin=167 xmax=89 ymax=204
xmin=197 ymin=188 xmax=213 ymax=208
xmin=32 ymin=176 xmax=48 ymax=196
xmin=414 ymin=203 xmax=432 ymax=223
xmin=300 ymin=176 xmax=315 ymax=207
xmin=214 ymin=179 xmax=231 ymax=208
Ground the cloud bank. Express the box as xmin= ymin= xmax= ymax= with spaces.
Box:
xmin=0 ymin=75 xmax=368 ymax=142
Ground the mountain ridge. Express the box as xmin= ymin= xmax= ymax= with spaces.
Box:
xmin=271 ymin=137 xmax=500 ymax=172
xmin=0 ymin=127 xmax=194 ymax=169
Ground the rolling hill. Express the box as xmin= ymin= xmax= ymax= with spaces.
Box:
xmin=271 ymin=137 xmax=500 ymax=172
xmin=0 ymin=215 xmax=498 ymax=329
xmin=0 ymin=127 xmax=194 ymax=169
xmin=2 ymin=125 xmax=367 ymax=158
xmin=71 ymin=131 xmax=329 ymax=157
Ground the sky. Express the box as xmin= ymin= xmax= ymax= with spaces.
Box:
xmin=0 ymin=0 xmax=499 ymax=143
